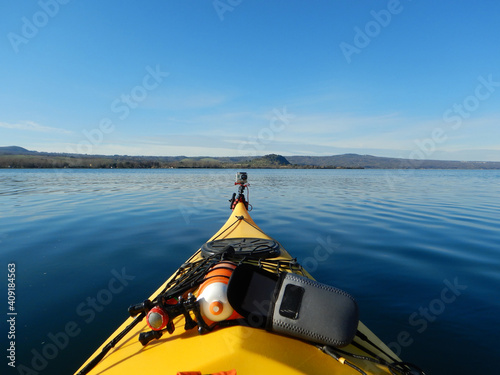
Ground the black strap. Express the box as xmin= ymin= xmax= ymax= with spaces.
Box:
xmin=75 ymin=312 xmax=145 ymax=375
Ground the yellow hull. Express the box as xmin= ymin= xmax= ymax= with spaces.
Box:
xmin=75 ymin=202 xmax=402 ymax=375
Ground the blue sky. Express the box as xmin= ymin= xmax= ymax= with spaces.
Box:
xmin=1 ymin=0 xmax=499 ymax=160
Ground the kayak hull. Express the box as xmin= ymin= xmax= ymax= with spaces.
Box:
xmin=75 ymin=202 xmax=400 ymax=375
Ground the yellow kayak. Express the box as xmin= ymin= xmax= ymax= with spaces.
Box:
xmin=75 ymin=173 xmax=424 ymax=375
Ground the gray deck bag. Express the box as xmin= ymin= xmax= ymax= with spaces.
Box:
xmin=227 ymin=264 xmax=359 ymax=347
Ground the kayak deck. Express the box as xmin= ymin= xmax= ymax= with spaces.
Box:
xmin=75 ymin=200 xmax=404 ymax=375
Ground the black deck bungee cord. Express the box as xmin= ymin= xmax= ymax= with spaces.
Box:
xmin=75 ymin=312 xmax=146 ymax=375
xmin=354 ymin=329 xmax=401 ymax=364
xmin=318 ymin=345 xmax=368 ymax=375
xmin=76 ymin=244 xmax=425 ymax=375
xmin=320 ymin=344 xmax=426 ymax=375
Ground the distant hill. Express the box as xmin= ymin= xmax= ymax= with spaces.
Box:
xmin=250 ymin=154 xmax=291 ymax=167
xmin=0 ymin=146 xmax=499 ymax=169
xmin=286 ymin=154 xmax=500 ymax=169
xmin=0 ymin=146 xmax=35 ymax=155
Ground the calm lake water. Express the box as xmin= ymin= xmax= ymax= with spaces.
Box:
xmin=1 ymin=169 xmax=499 ymax=374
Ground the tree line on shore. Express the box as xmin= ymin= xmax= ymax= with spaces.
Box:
xmin=1 ymin=147 xmax=499 ymax=169
xmin=0 ymin=154 xmax=343 ymax=169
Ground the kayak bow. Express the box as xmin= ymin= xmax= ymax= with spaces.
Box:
xmin=75 ymin=173 xmax=424 ymax=375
